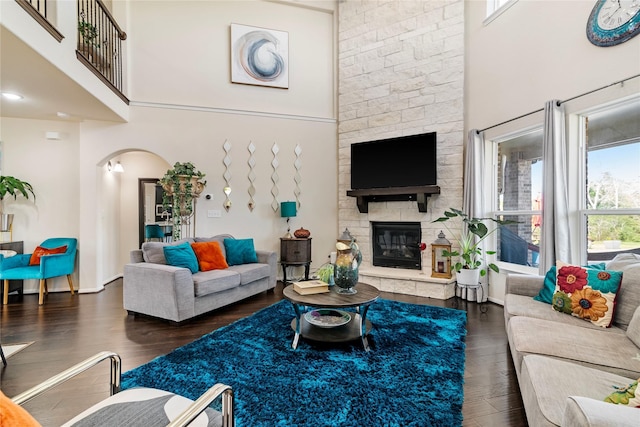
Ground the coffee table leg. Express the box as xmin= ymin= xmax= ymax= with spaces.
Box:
xmin=291 ymin=303 xmax=302 ymax=350
xmin=359 ymin=304 xmax=372 ymax=352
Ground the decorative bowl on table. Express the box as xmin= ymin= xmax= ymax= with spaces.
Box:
xmin=304 ymin=309 xmax=351 ymax=328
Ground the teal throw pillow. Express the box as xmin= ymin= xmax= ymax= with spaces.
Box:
xmin=163 ymin=242 xmax=199 ymax=273
xmin=224 ymin=238 xmax=258 ymax=266
xmin=534 ymin=262 xmax=606 ymax=304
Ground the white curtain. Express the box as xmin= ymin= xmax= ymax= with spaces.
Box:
xmin=539 ymin=100 xmax=572 ymax=273
xmin=463 ymin=129 xmax=487 ymax=301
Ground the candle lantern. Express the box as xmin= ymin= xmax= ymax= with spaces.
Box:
xmin=431 ymin=230 xmax=452 ymax=279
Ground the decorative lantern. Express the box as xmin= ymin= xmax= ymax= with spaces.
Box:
xmin=431 ymin=230 xmax=452 ymax=279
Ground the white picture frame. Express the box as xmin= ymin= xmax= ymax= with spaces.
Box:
xmin=231 ymin=23 xmax=289 ymax=89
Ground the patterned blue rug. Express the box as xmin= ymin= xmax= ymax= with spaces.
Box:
xmin=122 ymin=299 xmax=467 ymax=426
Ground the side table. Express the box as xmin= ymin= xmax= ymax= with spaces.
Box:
xmin=280 ymin=237 xmax=311 ymax=285
xmin=0 ymin=241 xmax=24 ymax=303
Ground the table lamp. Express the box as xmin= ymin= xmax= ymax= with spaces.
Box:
xmin=280 ymin=201 xmax=297 ymax=238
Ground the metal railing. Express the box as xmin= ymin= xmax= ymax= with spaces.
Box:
xmin=77 ymin=0 xmax=128 ymax=102
xmin=15 ymin=0 xmax=64 ymax=41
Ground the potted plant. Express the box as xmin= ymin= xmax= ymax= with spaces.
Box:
xmin=78 ymin=19 xmax=100 ymax=49
xmin=433 ymin=208 xmax=515 ymax=284
xmin=159 ymin=162 xmax=206 ymax=240
xmin=0 ymin=175 xmax=36 ymax=231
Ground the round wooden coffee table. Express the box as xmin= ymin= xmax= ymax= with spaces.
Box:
xmin=282 ymin=282 xmax=380 ymax=351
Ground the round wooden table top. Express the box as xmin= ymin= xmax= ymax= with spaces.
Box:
xmin=283 ymin=282 xmax=380 ymax=308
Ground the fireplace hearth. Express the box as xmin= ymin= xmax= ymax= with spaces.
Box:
xmin=372 ymin=221 xmax=421 ymax=270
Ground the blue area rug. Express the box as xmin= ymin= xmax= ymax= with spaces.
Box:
xmin=122 ymin=299 xmax=467 ymax=426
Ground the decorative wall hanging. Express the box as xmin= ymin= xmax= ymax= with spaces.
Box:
xmin=271 ymin=143 xmax=280 ymax=212
xmin=223 ymin=140 xmax=232 ymax=211
xmin=230 ymin=23 xmax=289 ymax=89
xmin=247 ymin=142 xmax=256 ymax=211
xmin=294 ymin=144 xmax=302 ymax=209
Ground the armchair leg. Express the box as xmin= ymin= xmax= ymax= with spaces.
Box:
xmin=39 ymin=279 xmax=45 ymax=305
xmin=67 ymin=275 xmax=75 ymax=295
xmin=3 ymin=279 xmax=8 ymax=305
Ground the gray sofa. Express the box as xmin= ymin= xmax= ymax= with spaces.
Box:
xmin=123 ymin=234 xmax=277 ymax=324
xmin=504 ymin=253 xmax=640 ymax=426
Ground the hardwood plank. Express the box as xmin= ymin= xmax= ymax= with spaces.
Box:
xmin=0 ymin=280 xmax=528 ymax=426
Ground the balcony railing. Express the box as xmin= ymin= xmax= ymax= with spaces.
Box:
xmin=15 ymin=0 xmax=64 ymax=41
xmin=77 ymin=0 xmax=128 ymax=102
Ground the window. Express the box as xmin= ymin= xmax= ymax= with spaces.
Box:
xmin=584 ymin=100 xmax=640 ymax=261
xmin=485 ymin=0 xmax=518 ymax=23
xmin=493 ymin=128 xmax=543 ymax=268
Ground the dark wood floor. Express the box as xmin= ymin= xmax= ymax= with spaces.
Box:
xmin=0 ymin=280 xmax=527 ymax=426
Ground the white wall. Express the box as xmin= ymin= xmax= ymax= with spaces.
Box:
xmin=3 ymin=0 xmax=338 ymax=294
xmin=465 ymin=0 xmax=640 ymax=303
xmin=0 ymin=118 xmax=80 ymax=293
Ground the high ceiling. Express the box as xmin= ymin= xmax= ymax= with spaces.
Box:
xmin=0 ymin=26 xmax=123 ymax=123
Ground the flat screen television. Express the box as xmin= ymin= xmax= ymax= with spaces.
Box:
xmin=350 ymin=132 xmax=437 ymax=190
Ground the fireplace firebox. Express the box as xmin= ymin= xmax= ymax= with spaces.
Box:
xmin=372 ymin=222 xmax=421 ymax=270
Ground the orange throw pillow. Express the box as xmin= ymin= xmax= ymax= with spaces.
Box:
xmin=29 ymin=245 xmax=68 ymax=266
xmin=0 ymin=390 xmax=41 ymax=427
xmin=191 ymin=241 xmax=228 ymax=271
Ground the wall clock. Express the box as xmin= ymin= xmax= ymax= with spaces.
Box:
xmin=586 ymin=0 xmax=640 ymax=46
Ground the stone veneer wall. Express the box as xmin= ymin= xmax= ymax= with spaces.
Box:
xmin=337 ymin=0 xmax=465 ymax=290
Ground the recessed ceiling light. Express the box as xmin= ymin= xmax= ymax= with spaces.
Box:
xmin=1 ymin=92 xmax=23 ymax=100
xmin=57 ymin=112 xmax=70 ymax=118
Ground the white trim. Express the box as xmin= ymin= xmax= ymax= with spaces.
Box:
xmin=129 ymin=101 xmax=337 ymax=124
xmin=484 ymin=0 xmax=518 ymax=25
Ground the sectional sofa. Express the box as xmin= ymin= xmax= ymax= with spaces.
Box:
xmin=504 ymin=253 xmax=640 ymax=426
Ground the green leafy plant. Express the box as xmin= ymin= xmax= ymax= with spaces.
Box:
xmin=0 ymin=175 xmax=36 ymax=213
xmin=159 ymin=162 xmax=206 ymax=240
xmin=78 ymin=19 xmax=100 ymax=48
xmin=432 ymin=208 xmax=516 ymax=276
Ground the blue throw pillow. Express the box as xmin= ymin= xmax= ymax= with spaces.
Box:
xmin=534 ymin=262 xmax=606 ymax=304
xmin=224 ymin=238 xmax=258 ymax=266
xmin=163 ymin=242 xmax=199 ymax=273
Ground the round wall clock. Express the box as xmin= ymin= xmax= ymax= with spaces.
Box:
xmin=586 ymin=0 xmax=640 ymax=46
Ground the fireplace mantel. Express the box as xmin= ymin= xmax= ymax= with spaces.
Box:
xmin=346 ymin=185 xmax=440 ymax=213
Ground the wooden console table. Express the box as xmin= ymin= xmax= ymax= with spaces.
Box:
xmin=1 ymin=241 xmax=24 ymax=302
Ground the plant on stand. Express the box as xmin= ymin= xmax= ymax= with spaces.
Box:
xmin=159 ymin=162 xmax=206 ymax=240
xmin=433 ymin=208 xmax=515 ymax=285
xmin=0 ymin=176 xmax=36 ymax=233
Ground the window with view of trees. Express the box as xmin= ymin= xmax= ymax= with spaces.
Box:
xmin=584 ymin=101 xmax=640 ymax=261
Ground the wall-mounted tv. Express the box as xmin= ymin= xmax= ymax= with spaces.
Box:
xmin=350 ymin=132 xmax=437 ymax=190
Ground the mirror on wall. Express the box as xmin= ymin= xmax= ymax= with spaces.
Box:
xmin=138 ymin=178 xmax=172 ymax=248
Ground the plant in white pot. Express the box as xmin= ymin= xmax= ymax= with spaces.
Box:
xmin=0 ymin=176 xmax=36 ymax=232
xmin=432 ymin=208 xmax=515 ymax=285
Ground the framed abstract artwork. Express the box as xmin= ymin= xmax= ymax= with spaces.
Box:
xmin=231 ymin=23 xmax=289 ymax=89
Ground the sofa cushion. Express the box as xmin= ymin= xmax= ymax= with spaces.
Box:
xmin=0 ymin=390 xmax=41 ymax=427
xmin=227 ymin=263 xmax=271 ymax=286
xmin=195 ymin=234 xmax=232 ymax=259
xmin=191 ymin=241 xmax=228 ymax=271
xmin=610 ymin=261 xmax=640 ymax=330
xmin=552 ymin=263 xmax=622 ymax=328
xmin=224 ymin=238 xmax=258 ymax=266
xmin=192 ymin=269 xmax=241 ymax=297
xmin=505 ymin=294 xmax=627 ymax=333
xmin=520 ymin=355 xmax=637 ymax=427
xmin=627 ymin=306 xmax=640 ymax=348
xmin=141 ymin=239 xmax=195 ymax=264
xmin=163 ymin=242 xmax=199 ymax=274
xmin=508 ymin=316 xmax=640 ymax=378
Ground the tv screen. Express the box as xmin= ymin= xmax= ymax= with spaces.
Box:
xmin=350 ymin=132 xmax=437 ymax=190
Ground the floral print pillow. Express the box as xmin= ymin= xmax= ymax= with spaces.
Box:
xmin=604 ymin=379 xmax=640 ymax=408
xmin=551 ymin=263 xmax=623 ymax=328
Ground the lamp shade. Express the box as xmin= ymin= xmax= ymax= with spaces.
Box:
xmin=280 ymin=201 xmax=297 ymax=218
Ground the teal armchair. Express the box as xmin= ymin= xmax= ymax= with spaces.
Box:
xmin=1 ymin=238 xmax=77 ymax=305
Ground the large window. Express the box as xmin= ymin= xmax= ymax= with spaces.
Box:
xmin=494 ymin=128 xmax=543 ymax=268
xmin=584 ymin=100 xmax=640 ymax=261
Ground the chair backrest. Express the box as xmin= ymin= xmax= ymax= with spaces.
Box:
xmin=38 ymin=238 xmax=77 ymax=277
xmin=145 ymin=224 xmax=164 ymax=239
